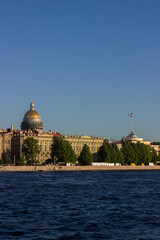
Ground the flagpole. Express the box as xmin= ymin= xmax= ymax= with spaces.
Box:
xmin=128 ymin=113 xmax=133 ymax=133
xmin=131 ymin=116 xmax=133 ymax=132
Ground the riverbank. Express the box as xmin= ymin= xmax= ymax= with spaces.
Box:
xmin=1 ymin=165 xmax=160 ymax=171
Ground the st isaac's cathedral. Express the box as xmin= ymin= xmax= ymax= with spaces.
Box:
xmin=0 ymin=101 xmax=104 ymax=164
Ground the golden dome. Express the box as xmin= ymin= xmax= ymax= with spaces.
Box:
xmin=24 ymin=110 xmax=41 ymax=119
xmin=21 ymin=101 xmax=43 ymax=131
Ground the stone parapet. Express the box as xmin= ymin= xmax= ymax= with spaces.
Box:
xmin=1 ymin=165 xmax=160 ymax=171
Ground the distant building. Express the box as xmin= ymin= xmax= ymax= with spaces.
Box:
xmin=63 ymin=135 xmax=104 ymax=160
xmin=1 ymin=102 xmax=159 ymax=162
xmin=11 ymin=129 xmax=60 ymax=164
xmin=0 ymin=127 xmax=13 ymax=160
xmin=0 ymin=101 xmax=104 ymax=163
xmin=21 ymin=101 xmax=43 ymax=132
xmin=122 ymin=130 xmax=150 ymax=145
xmin=114 ymin=130 xmax=159 ymax=154
xmin=11 ymin=101 xmax=61 ymax=163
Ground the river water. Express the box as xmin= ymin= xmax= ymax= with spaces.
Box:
xmin=0 ymin=170 xmax=160 ymax=240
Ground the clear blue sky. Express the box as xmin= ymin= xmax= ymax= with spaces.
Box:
xmin=0 ymin=0 xmax=160 ymax=141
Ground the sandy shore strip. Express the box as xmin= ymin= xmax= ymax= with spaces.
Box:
xmin=1 ymin=165 xmax=160 ymax=171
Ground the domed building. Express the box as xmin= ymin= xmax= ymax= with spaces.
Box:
xmin=122 ymin=130 xmax=150 ymax=145
xmin=123 ymin=130 xmax=143 ymax=143
xmin=5 ymin=100 xmax=104 ymax=164
xmin=21 ymin=101 xmax=43 ymax=131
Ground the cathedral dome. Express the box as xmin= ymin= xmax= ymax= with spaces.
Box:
xmin=21 ymin=101 xmax=43 ymax=131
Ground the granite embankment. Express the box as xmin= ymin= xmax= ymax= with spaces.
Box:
xmin=1 ymin=165 xmax=160 ymax=171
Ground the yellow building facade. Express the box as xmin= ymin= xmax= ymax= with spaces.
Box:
xmin=1 ymin=101 xmax=159 ymax=163
xmin=0 ymin=101 xmax=104 ymax=164
xmin=63 ymin=135 xmax=104 ymax=158
xmin=0 ymin=128 xmax=13 ymax=161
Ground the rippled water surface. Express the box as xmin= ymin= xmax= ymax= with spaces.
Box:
xmin=1 ymin=170 xmax=160 ymax=240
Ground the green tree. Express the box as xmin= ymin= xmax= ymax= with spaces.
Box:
xmin=22 ymin=137 xmax=42 ymax=165
xmin=131 ymin=143 xmax=139 ymax=165
xmin=61 ymin=140 xmax=77 ymax=163
xmin=16 ymin=157 xmax=25 ymax=166
xmin=98 ymin=140 xmax=124 ymax=163
xmin=122 ymin=141 xmax=152 ymax=165
xmin=122 ymin=142 xmax=135 ymax=165
xmin=97 ymin=140 xmax=111 ymax=162
xmin=109 ymin=144 xmax=117 ymax=163
xmin=117 ymin=151 xmax=124 ymax=164
xmin=156 ymin=154 xmax=160 ymax=163
xmin=0 ymin=159 xmax=3 ymax=165
xmin=111 ymin=143 xmax=124 ymax=163
xmin=51 ymin=136 xmax=63 ymax=161
xmin=43 ymin=158 xmax=53 ymax=165
xmin=151 ymin=147 xmax=158 ymax=163
xmin=3 ymin=153 xmax=11 ymax=164
xmin=78 ymin=144 xmax=93 ymax=165
xmin=134 ymin=142 xmax=151 ymax=165
xmin=51 ymin=136 xmax=77 ymax=163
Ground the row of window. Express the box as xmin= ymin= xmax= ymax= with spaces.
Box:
xmin=41 ymin=147 xmax=50 ymax=151
xmin=73 ymin=147 xmax=98 ymax=152
xmin=39 ymin=140 xmax=52 ymax=145
xmin=70 ymin=142 xmax=102 ymax=146
xmin=40 ymin=152 xmax=50 ymax=157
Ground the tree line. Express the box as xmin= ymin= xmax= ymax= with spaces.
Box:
xmin=97 ymin=140 xmax=158 ymax=165
xmin=1 ymin=136 xmax=158 ymax=166
xmin=50 ymin=136 xmax=93 ymax=165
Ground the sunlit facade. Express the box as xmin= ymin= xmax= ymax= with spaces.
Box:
xmin=0 ymin=101 xmax=104 ymax=163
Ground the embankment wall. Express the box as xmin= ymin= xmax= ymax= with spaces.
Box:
xmin=1 ymin=165 xmax=160 ymax=171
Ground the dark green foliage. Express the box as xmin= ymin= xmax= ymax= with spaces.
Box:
xmin=117 ymin=150 xmax=124 ymax=164
xmin=2 ymin=153 xmax=11 ymax=164
xmin=78 ymin=144 xmax=93 ymax=165
xmin=43 ymin=158 xmax=53 ymax=165
xmin=134 ymin=142 xmax=151 ymax=165
xmin=97 ymin=142 xmax=111 ymax=162
xmin=122 ymin=141 xmax=154 ymax=165
xmin=157 ymin=154 xmax=160 ymax=162
xmin=22 ymin=137 xmax=42 ymax=165
xmin=151 ymin=142 xmax=160 ymax=145
xmin=131 ymin=143 xmax=139 ymax=165
xmin=51 ymin=136 xmax=77 ymax=163
xmin=103 ymin=139 xmax=110 ymax=145
xmin=151 ymin=148 xmax=158 ymax=163
xmin=98 ymin=140 xmax=157 ymax=165
xmin=51 ymin=136 xmax=63 ymax=160
xmin=97 ymin=140 xmax=124 ymax=163
xmin=122 ymin=142 xmax=135 ymax=165
xmin=0 ymin=159 xmax=4 ymax=165
xmin=60 ymin=140 xmax=77 ymax=163
xmin=110 ymin=143 xmax=119 ymax=163
xmin=16 ymin=158 xmax=25 ymax=166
